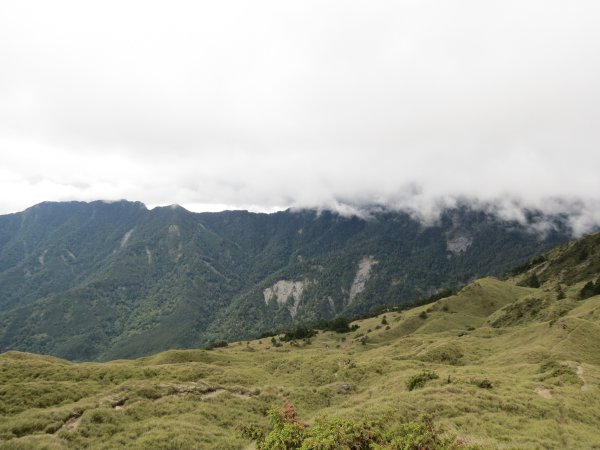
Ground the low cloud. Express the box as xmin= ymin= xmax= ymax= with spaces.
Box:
xmin=0 ymin=1 xmax=599 ymax=235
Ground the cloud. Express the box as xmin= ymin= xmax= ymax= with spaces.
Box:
xmin=0 ymin=1 xmax=599 ymax=234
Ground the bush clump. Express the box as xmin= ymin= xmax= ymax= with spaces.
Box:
xmin=281 ymin=325 xmax=317 ymax=342
xmin=518 ymin=273 xmax=541 ymax=288
xmin=239 ymin=401 xmax=471 ymax=450
xmin=579 ymin=278 xmax=600 ymax=300
xmin=405 ymin=371 xmax=439 ymax=391
xmin=539 ymin=360 xmax=581 ymax=385
xmin=204 ymin=340 xmax=228 ymax=350
xmin=508 ymin=255 xmax=546 ymax=276
xmin=315 ymin=316 xmax=359 ymax=333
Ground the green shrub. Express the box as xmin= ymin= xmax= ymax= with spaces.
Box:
xmin=518 ymin=273 xmax=540 ymax=288
xmin=239 ymin=402 xmax=468 ymax=450
xmin=539 ymin=360 xmax=581 ymax=385
xmin=508 ymin=255 xmax=546 ymax=276
xmin=281 ymin=325 xmax=317 ymax=342
xmin=205 ymin=340 xmax=228 ymax=350
xmin=579 ymin=279 xmax=600 ymax=300
xmin=316 ymin=317 xmax=359 ymax=333
xmin=405 ymin=371 xmax=439 ymax=391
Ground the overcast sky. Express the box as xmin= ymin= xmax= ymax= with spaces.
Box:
xmin=1 ymin=1 xmax=599 ymax=232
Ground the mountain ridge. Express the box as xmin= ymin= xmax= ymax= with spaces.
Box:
xmin=0 ymin=200 xmax=575 ymax=360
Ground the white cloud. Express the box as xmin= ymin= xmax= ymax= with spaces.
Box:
xmin=0 ymin=1 xmax=599 ymax=233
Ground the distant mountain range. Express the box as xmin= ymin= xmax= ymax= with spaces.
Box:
xmin=0 ymin=200 xmax=574 ymax=360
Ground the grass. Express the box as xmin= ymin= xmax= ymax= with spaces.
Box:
xmin=1 ymin=276 xmax=600 ymax=449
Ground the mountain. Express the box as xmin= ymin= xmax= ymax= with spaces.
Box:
xmin=0 ymin=200 xmax=573 ymax=361
xmin=0 ymin=231 xmax=599 ymax=449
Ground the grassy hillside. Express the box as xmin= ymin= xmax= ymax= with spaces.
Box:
xmin=1 ymin=230 xmax=600 ymax=450
xmin=0 ymin=201 xmax=571 ymax=361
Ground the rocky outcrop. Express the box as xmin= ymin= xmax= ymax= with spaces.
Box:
xmin=348 ymin=256 xmax=377 ymax=304
xmin=446 ymin=236 xmax=472 ymax=254
xmin=263 ymin=280 xmax=309 ymax=318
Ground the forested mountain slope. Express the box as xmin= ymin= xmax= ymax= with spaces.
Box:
xmin=0 ymin=200 xmax=572 ymax=360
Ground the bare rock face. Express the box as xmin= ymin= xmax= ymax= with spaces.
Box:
xmin=120 ymin=228 xmax=134 ymax=248
xmin=168 ymin=224 xmax=181 ymax=236
xmin=348 ymin=256 xmax=377 ymax=304
xmin=263 ymin=280 xmax=309 ymax=318
xmin=446 ymin=236 xmax=473 ymax=255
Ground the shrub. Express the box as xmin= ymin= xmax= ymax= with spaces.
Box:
xmin=579 ymin=279 xmax=600 ymax=300
xmin=281 ymin=325 xmax=316 ymax=342
xmin=259 ymin=330 xmax=278 ymax=339
xmin=205 ymin=340 xmax=228 ymax=350
xmin=540 ymin=360 xmax=581 ymax=385
xmin=239 ymin=402 xmax=467 ymax=450
xmin=317 ymin=317 xmax=359 ymax=333
xmin=518 ymin=273 xmax=540 ymax=288
xmin=405 ymin=371 xmax=439 ymax=391
xmin=508 ymin=255 xmax=546 ymax=276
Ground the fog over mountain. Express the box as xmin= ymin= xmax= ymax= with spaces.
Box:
xmin=1 ymin=1 xmax=599 ymax=233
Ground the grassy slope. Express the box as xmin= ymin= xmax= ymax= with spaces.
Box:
xmin=1 ymin=273 xmax=600 ymax=449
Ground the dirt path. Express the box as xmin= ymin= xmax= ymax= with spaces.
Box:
xmin=201 ymin=388 xmax=253 ymax=400
xmin=564 ymin=361 xmax=589 ymax=391
xmin=201 ymin=389 xmax=227 ymax=399
xmin=576 ymin=364 xmax=589 ymax=391
xmin=54 ymin=412 xmax=83 ymax=434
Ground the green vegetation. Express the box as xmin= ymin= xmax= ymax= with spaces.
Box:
xmin=507 ymin=255 xmax=546 ymax=276
xmin=0 ymin=208 xmax=599 ymax=448
xmin=405 ymin=371 xmax=439 ymax=391
xmin=1 ymin=227 xmax=600 ymax=448
xmin=0 ymin=201 xmax=569 ymax=361
xmin=517 ymin=273 xmax=540 ymax=288
xmin=281 ymin=325 xmax=317 ymax=342
xmin=579 ymin=278 xmax=600 ymax=300
xmin=239 ymin=402 xmax=474 ymax=450
xmin=314 ymin=317 xmax=359 ymax=334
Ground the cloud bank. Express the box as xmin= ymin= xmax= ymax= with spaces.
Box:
xmin=1 ymin=1 xmax=599 ymax=234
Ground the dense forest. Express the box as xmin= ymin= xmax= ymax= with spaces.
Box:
xmin=0 ymin=200 xmax=571 ymax=360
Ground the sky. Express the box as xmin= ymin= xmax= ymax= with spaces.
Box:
xmin=1 ymin=1 xmax=599 ymax=233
